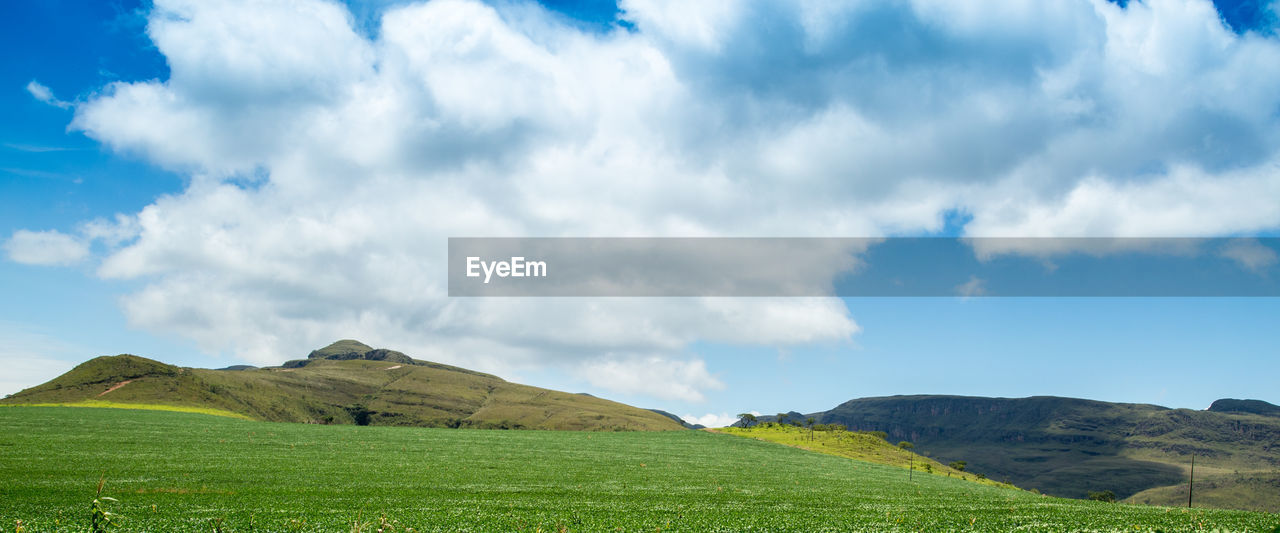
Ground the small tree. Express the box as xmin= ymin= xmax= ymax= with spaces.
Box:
xmin=805 ymin=417 xmax=816 ymax=440
xmin=897 ymin=441 xmax=914 ymax=450
xmin=1087 ymin=490 xmax=1116 ymax=503
xmin=948 ymin=461 xmax=967 ymax=472
xmin=345 ymin=403 xmax=372 ymax=426
xmin=737 ymin=413 xmax=757 ymax=428
xmin=776 ymin=413 xmax=789 ymax=426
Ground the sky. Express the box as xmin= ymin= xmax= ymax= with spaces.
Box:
xmin=2 ymin=0 xmax=1279 ymax=428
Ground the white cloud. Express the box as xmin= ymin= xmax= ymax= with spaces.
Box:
xmin=26 ymin=80 xmax=71 ymax=108
xmin=681 ymin=412 xmax=743 ymax=428
xmin=31 ymin=0 xmax=1280 ymax=401
xmin=4 ymin=230 xmax=89 ymax=266
xmin=955 ymin=276 xmax=988 ymax=297
xmin=576 ymin=355 xmax=725 ymax=403
xmin=1219 ymin=239 xmax=1279 ymax=274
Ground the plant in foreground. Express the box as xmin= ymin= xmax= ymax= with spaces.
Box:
xmin=90 ymin=476 xmax=118 ymax=533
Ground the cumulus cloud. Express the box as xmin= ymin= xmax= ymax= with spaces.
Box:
xmin=4 ymin=230 xmax=89 ymax=266
xmin=39 ymin=0 xmax=1280 ymax=401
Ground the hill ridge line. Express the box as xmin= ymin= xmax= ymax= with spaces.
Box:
xmin=1 ymin=341 xmax=685 ymax=432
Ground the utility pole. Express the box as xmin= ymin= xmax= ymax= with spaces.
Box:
xmin=1188 ymin=455 xmax=1194 ymax=508
xmin=908 ymin=453 xmax=913 ymax=482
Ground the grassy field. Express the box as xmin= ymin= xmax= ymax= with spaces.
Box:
xmin=716 ymin=425 xmax=1013 ymax=489
xmin=2 ymin=406 xmax=1278 ymax=532
xmin=9 ymin=400 xmax=253 ymax=420
xmin=1128 ymin=472 xmax=1280 ymax=513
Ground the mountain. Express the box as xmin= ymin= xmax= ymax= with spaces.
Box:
xmin=1208 ymin=398 xmax=1280 ymax=417
xmin=745 ymin=395 xmax=1280 ymax=512
xmin=0 ymin=340 xmax=685 ymax=431
xmin=648 ymin=409 xmax=706 ymax=429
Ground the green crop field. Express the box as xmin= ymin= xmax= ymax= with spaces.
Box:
xmin=2 ymin=407 xmax=1277 ymax=532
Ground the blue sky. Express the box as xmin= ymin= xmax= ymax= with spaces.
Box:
xmin=3 ymin=0 xmax=1280 ymax=426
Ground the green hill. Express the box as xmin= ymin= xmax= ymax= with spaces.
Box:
xmin=0 ymin=340 xmax=684 ymax=431
xmin=1128 ymin=472 xmax=1280 ymax=513
xmin=755 ymin=395 xmax=1280 ymax=512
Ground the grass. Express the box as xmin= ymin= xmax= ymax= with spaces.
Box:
xmin=1 ymin=401 xmax=253 ymax=420
xmin=2 ymin=406 xmax=1278 ymax=532
xmin=1128 ymin=472 xmax=1280 ymax=513
xmin=716 ymin=424 xmax=1013 ymax=489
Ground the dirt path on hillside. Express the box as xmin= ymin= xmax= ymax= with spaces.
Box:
xmin=98 ymin=380 xmax=133 ymax=397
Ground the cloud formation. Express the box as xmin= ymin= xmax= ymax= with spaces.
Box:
xmin=681 ymin=412 xmax=744 ymax=428
xmin=4 ymin=230 xmax=89 ymax=266
xmin=26 ymin=80 xmax=71 ymax=109
xmin=1219 ymin=238 xmax=1280 ymax=273
xmin=26 ymin=0 xmax=1280 ymax=402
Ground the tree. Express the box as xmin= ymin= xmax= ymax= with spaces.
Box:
xmin=1087 ymin=490 xmax=1116 ymax=503
xmin=897 ymin=441 xmax=914 ymax=450
xmin=345 ymin=403 xmax=372 ymax=426
xmin=948 ymin=461 xmax=967 ymax=472
xmin=776 ymin=413 xmax=789 ymax=426
xmin=805 ymin=417 xmax=816 ymax=440
xmin=737 ymin=413 xmax=757 ymax=427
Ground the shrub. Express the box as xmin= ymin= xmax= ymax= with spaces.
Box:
xmin=949 ymin=461 xmax=966 ymax=472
